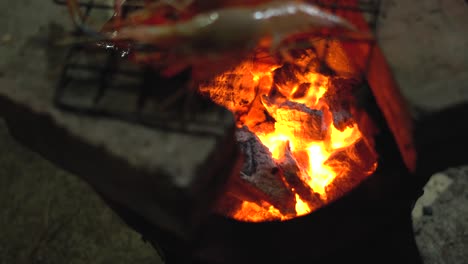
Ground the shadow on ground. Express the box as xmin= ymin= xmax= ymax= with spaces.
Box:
xmin=0 ymin=120 xmax=162 ymax=264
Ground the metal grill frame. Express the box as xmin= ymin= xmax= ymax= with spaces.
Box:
xmin=52 ymin=0 xmax=382 ymax=135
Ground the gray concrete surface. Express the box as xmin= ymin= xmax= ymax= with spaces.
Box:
xmin=413 ymin=169 xmax=468 ymax=264
xmin=0 ymin=0 xmax=467 ymax=263
xmin=378 ymin=0 xmax=468 ymax=112
xmin=0 ymin=120 xmax=162 ymax=264
xmin=0 ymin=2 xmax=160 ymax=263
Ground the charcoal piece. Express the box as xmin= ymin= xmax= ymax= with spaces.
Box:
xmin=240 ymin=96 xmax=270 ymax=130
xmin=273 ymin=63 xmax=302 ymax=95
xmin=276 ymin=141 xmax=324 ymax=209
xmin=292 ymin=82 xmax=311 ymax=99
xmin=250 ymin=120 xmax=275 ymax=136
xmin=324 ymin=139 xmax=378 ymax=202
xmin=267 ymin=84 xmax=287 ymax=102
xmin=235 ymin=127 xmax=296 ymax=215
xmin=228 ymin=171 xmax=280 ymax=205
xmin=218 ymin=169 xmax=288 ymax=219
xmin=235 ymin=126 xmax=276 ymax=176
xmin=326 ymin=77 xmax=359 ymax=103
xmin=324 ymin=77 xmax=361 ymax=131
xmin=215 ymin=186 xmax=285 ymax=222
xmin=332 ymin=110 xmax=354 ymax=131
xmin=262 ymin=95 xmax=325 ymax=142
xmin=331 ymin=138 xmax=377 ymax=173
xmin=276 ymin=47 xmax=322 ymax=74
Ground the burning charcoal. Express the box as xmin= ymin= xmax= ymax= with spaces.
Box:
xmin=240 ymin=97 xmax=269 ymax=130
xmin=292 ymin=82 xmax=311 ymax=99
xmin=332 ymin=110 xmax=354 ymax=131
xmin=262 ymin=95 xmax=325 ymax=143
xmin=279 ymin=47 xmax=322 ymax=73
xmin=324 ymin=77 xmax=361 ymax=131
xmin=235 ymin=127 xmax=296 ymax=215
xmin=250 ymin=120 xmax=275 ymax=135
xmin=325 ymin=77 xmax=360 ymax=106
xmin=311 ymin=38 xmax=361 ymax=76
xmin=276 ymin=141 xmax=323 ymax=209
xmin=324 ymin=139 xmax=378 ymax=201
xmin=273 ymin=64 xmax=302 ymax=96
xmin=214 ymin=173 xmax=277 ymax=219
xmin=236 ymin=126 xmax=276 ymax=176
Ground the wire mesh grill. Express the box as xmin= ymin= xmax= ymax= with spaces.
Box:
xmin=52 ymin=0 xmax=382 ymax=135
xmin=54 ymin=43 xmax=232 ymax=137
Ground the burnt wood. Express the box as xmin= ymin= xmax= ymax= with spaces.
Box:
xmin=235 ymin=127 xmax=296 ymax=215
xmin=325 ymin=77 xmax=360 ymax=131
xmin=262 ymin=95 xmax=325 ymax=141
xmin=277 ymin=141 xmax=324 ymax=209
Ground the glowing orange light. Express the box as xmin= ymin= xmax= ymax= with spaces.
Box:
xmin=200 ymin=51 xmax=377 ymax=222
xmin=295 ymin=194 xmax=311 ymax=216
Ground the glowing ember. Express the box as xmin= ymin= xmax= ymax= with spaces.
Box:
xmin=233 ymin=201 xmax=288 ymax=222
xmin=200 ymin=50 xmax=378 ymax=222
xmin=295 ymin=194 xmax=311 ymax=216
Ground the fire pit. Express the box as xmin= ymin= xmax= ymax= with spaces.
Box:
xmin=1 ymin=0 xmax=467 ymax=263
xmin=201 ymin=46 xmax=379 ymax=222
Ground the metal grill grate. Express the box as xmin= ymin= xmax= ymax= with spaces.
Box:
xmin=52 ymin=0 xmax=382 ymax=135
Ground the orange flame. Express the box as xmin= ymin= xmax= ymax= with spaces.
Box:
xmin=252 ymin=71 xmax=362 ymax=199
xmin=233 ymin=201 xmax=288 ymax=222
xmin=295 ymin=194 xmax=311 ymax=216
xmin=200 ymin=53 xmax=377 ymax=222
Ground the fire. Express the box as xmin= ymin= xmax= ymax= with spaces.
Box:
xmin=233 ymin=201 xmax=288 ymax=222
xmin=200 ymin=50 xmax=377 ymax=222
xmin=305 ymin=143 xmax=335 ymax=196
xmin=256 ymin=134 xmax=290 ymax=159
xmin=258 ymin=126 xmax=359 ymax=197
xmin=295 ymin=194 xmax=311 ymax=216
xmin=252 ymin=70 xmax=362 ymax=199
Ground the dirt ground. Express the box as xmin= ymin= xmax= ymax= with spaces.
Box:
xmin=0 ymin=0 xmax=467 ymax=263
